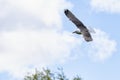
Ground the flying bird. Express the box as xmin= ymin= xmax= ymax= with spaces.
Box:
xmin=64 ymin=9 xmax=93 ymax=42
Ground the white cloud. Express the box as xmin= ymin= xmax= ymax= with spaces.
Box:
xmin=0 ymin=0 xmax=73 ymax=29
xmin=87 ymin=28 xmax=117 ymax=62
xmin=0 ymin=0 xmax=76 ymax=79
xmin=90 ymin=0 xmax=120 ymax=13
xmin=0 ymin=29 xmax=80 ymax=79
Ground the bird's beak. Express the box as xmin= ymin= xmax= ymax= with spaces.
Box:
xmin=72 ymin=31 xmax=76 ymax=33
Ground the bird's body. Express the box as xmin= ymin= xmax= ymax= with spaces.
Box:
xmin=64 ymin=9 xmax=93 ymax=42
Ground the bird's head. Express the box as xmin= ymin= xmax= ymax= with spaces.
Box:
xmin=72 ymin=30 xmax=82 ymax=35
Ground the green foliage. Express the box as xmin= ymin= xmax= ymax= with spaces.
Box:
xmin=73 ymin=76 xmax=81 ymax=80
xmin=24 ymin=68 xmax=81 ymax=80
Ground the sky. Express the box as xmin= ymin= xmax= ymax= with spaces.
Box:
xmin=0 ymin=0 xmax=119 ymax=80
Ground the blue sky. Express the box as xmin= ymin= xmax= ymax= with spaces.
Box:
xmin=0 ymin=0 xmax=119 ymax=80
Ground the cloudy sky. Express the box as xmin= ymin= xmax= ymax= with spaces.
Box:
xmin=0 ymin=0 xmax=119 ymax=80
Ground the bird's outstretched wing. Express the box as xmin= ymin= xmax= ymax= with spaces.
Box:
xmin=64 ymin=9 xmax=93 ymax=42
xmin=64 ymin=9 xmax=86 ymax=30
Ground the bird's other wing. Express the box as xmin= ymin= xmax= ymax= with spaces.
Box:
xmin=82 ymin=30 xmax=93 ymax=42
xmin=64 ymin=9 xmax=86 ymax=30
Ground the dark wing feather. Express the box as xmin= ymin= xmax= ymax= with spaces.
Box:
xmin=64 ymin=9 xmax=86 ymax=30
xmin=64 ymin=9 xmax=93 ymax=42
xmin=82 ymin=30 xmax=93 ymax=42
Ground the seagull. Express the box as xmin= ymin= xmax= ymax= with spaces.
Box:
xmin=64 ymin=9 xmax=93 ymax=42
